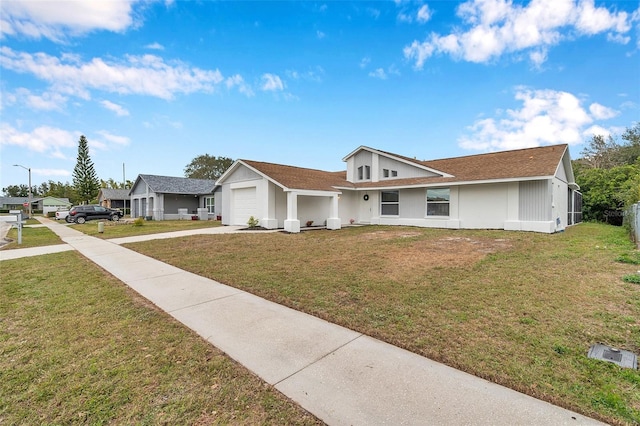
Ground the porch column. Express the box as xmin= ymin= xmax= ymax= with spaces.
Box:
xmin=326 ymin=194 xmax=341 ymax=230
xmin=284 ymin=191 xmax=300 ymax=233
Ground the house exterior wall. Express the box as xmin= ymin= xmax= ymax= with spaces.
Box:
xmin=519 ymin=180 xmax=551 ymax=221
xmin=298 ymin=195 xmax=331 ymax=226
xmin=458 ymin=183 xmax=510 ymax=229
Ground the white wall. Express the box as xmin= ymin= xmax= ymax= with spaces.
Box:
xmin=458 ymin=183 xmax=509 ymax=229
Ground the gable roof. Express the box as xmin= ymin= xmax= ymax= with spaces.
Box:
xmin=240 ymin=160 xmax=349 ymax=192
xmin=220 ymin=144 xmax=573 ymax=193
xmin=345 ymin=144 xmax=570 ymax=189
xmin=343 ymin=146 xmax=453 ymax=178
xmin=133 ymin=174 xmax=217 ymax=195
xmin=98 ymin=188 xmax=131 ymax=200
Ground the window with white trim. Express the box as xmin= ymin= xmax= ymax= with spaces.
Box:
xmin=205 ymin=196 xmax=215 ymax=214
xmin=426 ymin=188 xmax=450 ymax=216
xmin=381 ymin=191 xmax=399 ymax=215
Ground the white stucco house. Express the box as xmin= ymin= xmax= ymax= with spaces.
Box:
xmin=216 ymin=144 xmax=582 ymax=234
xmin=130 ymin=174 xmax=221 ymax=220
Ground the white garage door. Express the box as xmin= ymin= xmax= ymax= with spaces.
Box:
xmin=233 ymin=187 xmax=257 ymax=225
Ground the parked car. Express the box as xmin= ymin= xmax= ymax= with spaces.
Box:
xmin=55 ymin=208 xmax=70 ymax=221
xmin=67 ymin=205 xmax=124 ymax=224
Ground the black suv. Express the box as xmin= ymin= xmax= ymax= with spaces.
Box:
xmin=67 ymin=205 xmax=123 ymax=224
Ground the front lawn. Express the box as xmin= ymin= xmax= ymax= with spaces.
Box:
xmin=0 ymin=252 xmax=320 ymax=425
xmin=127 ymin=223 xmax=640 ymax=425
xmin=70 ymin=218 xmax=222 ymax=238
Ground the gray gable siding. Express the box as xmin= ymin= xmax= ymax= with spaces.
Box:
xmin=223 ymin=165 xmax=262 ymax=184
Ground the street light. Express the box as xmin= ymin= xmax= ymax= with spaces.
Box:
xmin=13 ymin=164 xmax=32 ymax=219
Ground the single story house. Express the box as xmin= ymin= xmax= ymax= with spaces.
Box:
xmin=0 ymin=196 xmax=29 ymax=211
xmin=98 ymin=188 xmax=131 ymax=215
xmin=216 ymin=144 xmax=582 ymax=234
xmin=130 ymin=174 xmax=220 ymax=220
xmin=32 ymin=196 xmax=72 ymax=215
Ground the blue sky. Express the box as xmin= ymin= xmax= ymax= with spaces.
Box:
xmin=1 ymin=0 xmax=639 ymax=189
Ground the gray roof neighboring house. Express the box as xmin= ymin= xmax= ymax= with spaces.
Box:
xmin=0 ymin=196 xmax=29 ymax=206
xmin=132 ymin=174 xmax=217 ymax=195
xmin=98 ymin=188 xmax=131 ymax=201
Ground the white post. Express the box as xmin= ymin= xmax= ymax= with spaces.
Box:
xmin=284 ymin=192 xmax=300 ymax=233
xmin=326 ymin=194 xmax=341 ymax=230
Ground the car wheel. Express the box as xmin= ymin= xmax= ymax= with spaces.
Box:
xmin=111 ymin=214 xmax=120 ymax=221
xmin=75 ymin=216 xmax=86 ymax=224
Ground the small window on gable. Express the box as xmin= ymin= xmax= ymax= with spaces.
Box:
xmin=391 ymin=170 xmax=398 ymax=177
xmin=364 ymin=165 xmax=371 ymax=180
xmin=383 ymin=169 xmax=389 ymax=178
xmin=357 ymin=166 xmax=363 ymax=180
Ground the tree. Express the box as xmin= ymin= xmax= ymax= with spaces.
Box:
xmin=2 ymin=184 xmax=36 ymax=197
xmin=100 ymin=178 xmax=134 ymax=189
xmin=184 ymin=155 xmax=233 ymax=180
xmin=72 ymin=135 xmax=100 ymax=204
xmin=574 ymin=123 xmax=640 ymax=225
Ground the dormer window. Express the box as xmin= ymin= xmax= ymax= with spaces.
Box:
xmin=383 ymin=169 xmax=397 ymax=179
xmin=357 ymin=165 xmax=371 ymax=181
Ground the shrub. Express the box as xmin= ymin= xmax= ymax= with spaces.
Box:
xmin=247 ymin=216 xmax=259 ymax=228
xmin=133 ymin=217 xmax=144 ymax=227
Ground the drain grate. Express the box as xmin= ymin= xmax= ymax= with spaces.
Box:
xmin=588 ymin=344 xmax=637 ymax=369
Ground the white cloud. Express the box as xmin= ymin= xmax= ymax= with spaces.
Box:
xmin=317 ymin=30 xmax=326 ymax=39
xmin=582 ymin=124 xmax=611 ymax=138
xmin=360 ymin=57 xmax=371 ymax=68
xmin=101 ymin=100 xmax=130 ymax=116
xmin=225 ymin=74 xmax=254 ymax=97
xmin=589 ymin=102 xmax=619 ymax=119
xmin=33 ymin=168 xmax=72 ymax=177
xmin=417 ymin=5 xmax=432 ymax=23
xmin=261 ymin=73 xmax=284 ymax=91
xmin=145 ymin=42 xmax=165 ymax=50
xmin=0 ymin=0 xmax=143 ymax=42
xmin=95 ymin=130 xmax=130 ymax=146
xmin=458 ymin=88 xmax=618 ymax=151
xmin=6 ymin=88 xmax=68 ymax=111
xmin=0 ymin=47 xmax=225 ymax=100
xmin=404 ymin=0 xmax=636 ymax=68
xmin=0 ymin=123 xmax=77 ymax=158
xmin=369 ymin=68 xmax=388 ymax=79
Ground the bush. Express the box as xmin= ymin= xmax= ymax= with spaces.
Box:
xmin=133 ymin=217 xmax=144 ymax=227
xmin=247 ymin=216 xmax=259 ymax=228
xmin=47 ymin=212 xmax=56 ymax=218
xmin=622 ymin=274 xmax=640 ymax=284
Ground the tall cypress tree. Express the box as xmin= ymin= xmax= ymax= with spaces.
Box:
xmin=72 ymin=135 xmax=100 ymax=204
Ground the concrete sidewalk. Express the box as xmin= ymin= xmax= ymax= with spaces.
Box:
xmin=4 ymin=217 xmax=604 ymax=425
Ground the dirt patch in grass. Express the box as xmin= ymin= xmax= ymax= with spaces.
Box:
xmin=127 ymin=224 xmax=640 ymax=425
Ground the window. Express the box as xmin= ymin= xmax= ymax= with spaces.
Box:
xmin=358 ymin=165 xmax=371 ymax=180
xmin=381 ymin=191 xmax=399 ymax=215
xmin=426 ymin=188 xmax=450 ymax=216
xmin=383 ymin=169 xmax=389 ymax=178
xmin=391 ymin=170 xmax=398 ymax=177
xmin=205 ymin=196 xmax=215 ymax=214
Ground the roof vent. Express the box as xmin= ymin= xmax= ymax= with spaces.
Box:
xmin=587 ymin=344 xmax=637 ymax=369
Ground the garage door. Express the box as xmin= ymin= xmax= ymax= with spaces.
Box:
xmin=232 ymin=187 xmax=257 ymax=225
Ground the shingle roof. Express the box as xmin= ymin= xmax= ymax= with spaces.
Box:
xmin=138 ymin=174 xmax=216 ymax=194
xmin=349 ymin=144 xmax=568 ymax=188
xmin=0 ymin=197 xmax=28 ymax=205
xmin=236 ymin=144 xmax=569 ymax=192
xmin=99 ymin=189 xmax=130 ymax=200
xmin=241 ymin=160 xmax=350 ymax=192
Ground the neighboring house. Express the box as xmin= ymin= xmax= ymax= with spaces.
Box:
xmin=216 ymin=144 xmax=582 ymax=234
xmin=98 ymin=188 xmax=131 ymax=215
xmin=32 ymin=196 xmax=72 ymax=215
xmin=0 ymin=197 xmax=29 ymax=211
xmin=129 ymin=174 xmax=220 ymax=220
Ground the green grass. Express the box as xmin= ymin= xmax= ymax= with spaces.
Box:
xmin=0 ymin=252 xmax=320 ymax=425
xmin=2 ymin=223 xmax=63 ymax=249
xmin=70 ymin=218 xmax=222 ymax=238
xmin=127 ymin=223 xmax=640 ymax=426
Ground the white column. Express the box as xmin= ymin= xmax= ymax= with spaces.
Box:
xmin=284 ymin=191 xmax=300 ymax=233
xmin=326 ymin=194 xmax=341 ymax=230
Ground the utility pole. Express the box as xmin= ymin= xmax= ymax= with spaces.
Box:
xmin=13 ymin=164 xmax=32 ymax=218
